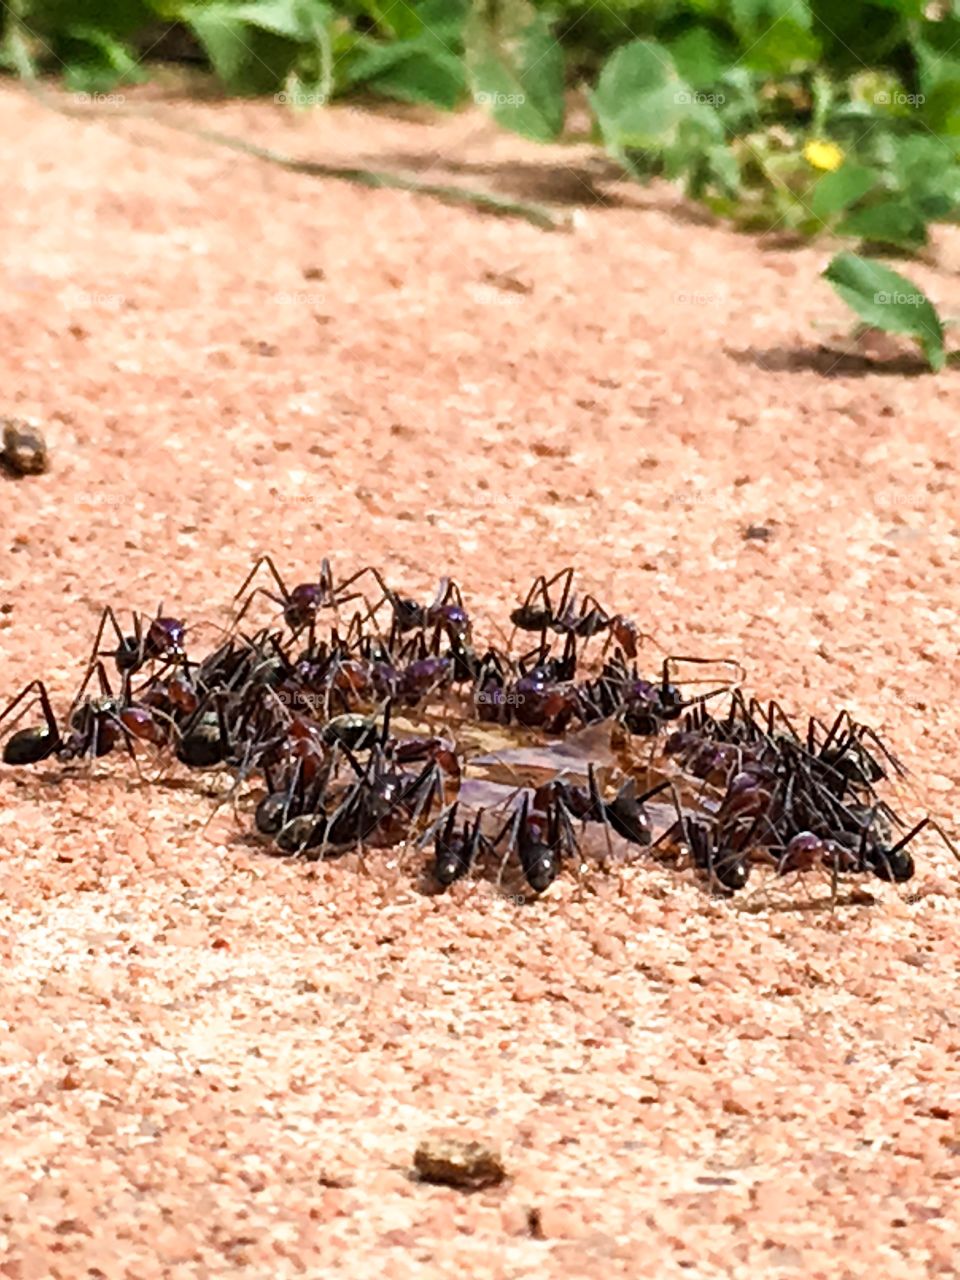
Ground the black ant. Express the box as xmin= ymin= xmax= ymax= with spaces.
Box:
xmin=419 ymin=803 xmax=491 ymax=886
xmin=493 ymin=792 xmax=580 ymax=893
xmin=680 ymin=816 xmax=752 ymax=894
xmin=584 ymin=766 xmax=672 ymax=847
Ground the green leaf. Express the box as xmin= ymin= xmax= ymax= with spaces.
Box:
xmin=740 ymin=18 xmax=820 ymax=73
xmin=229 ymin=0 xmax=330 ymax=41
xmin=809 ymin=163 xmax=877 ymax=219
xmin=345 ymin=36 xmax=466 ymax=108
xmin=183 ymin=6 xmax=300 ymax=94
xmin=823 ymin=251 xmax=945 ymax=371
xmin=731 ymin=0 xmax=812 ymax=35
xmin=417 ymin=0 xmax=470 ymax=41
xmin=837 ymin=200 xmax=928 ymax=250
xmin=884 ymin=136 xmax=960 ymax=223
xmin=590 ymin=40 xmax=690 ymax=151
xmin=464 ymin=3 xmax=565 ymax=142
xmin=59 ymin=24 xmax=146 ymax=93
xmin=665 ymin=27 xmax=734 ymax=89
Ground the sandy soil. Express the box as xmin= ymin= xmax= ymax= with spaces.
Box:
xmin=2 ymin=84 xmax=960 ymax=1279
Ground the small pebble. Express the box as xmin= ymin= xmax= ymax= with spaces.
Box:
xmin=414 ymin=1133 xmax=506 ymax=1190
xmin=1 ymin=418 xmax=49 ymax=476
xmin=743 ymin=523 xmax=771 ymax=541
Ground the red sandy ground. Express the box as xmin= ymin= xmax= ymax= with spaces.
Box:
xmin=2 ymin=84 xmax=960 ymax=1279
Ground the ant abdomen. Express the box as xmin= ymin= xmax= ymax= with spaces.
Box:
xmin=2 ymin=725 xmax=59 ymax=765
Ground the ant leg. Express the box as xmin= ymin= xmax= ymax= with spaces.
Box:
xmin=333 ymin=563 xmax=383 ymax=604
xmin=233 ymin=555 xmax=291 ymax=606
xmin=557 ymin=630 xmax=578 ymax=681
xmin=573 ymin=595 xmax=611 ymax=647
xmin=926 ymin=819 xmax=960 ymax=863
xmin=94 ymin=661 xmax=114 ymax=697
xmin=521 ymin=575 xmax=551 ymax=614
xmin=855 ymin=724 xmax=907 ymax=778
xmin=348 ymin=566 xmax=396 ymax=623
xmin=104 ymin=709 xmax=147 ymax=777
xmin=676 ymin=686 xmax=738 ymax=718
xmin=819 ymin=709 xmax=854 ymax=758
xmin=550 ymin=794 xmax=585 ymax=887
xmin=491 ymin=802 xmax=524 ymax=894
xmin=67 ymin=660 xmax=114 ymax=723
xmin=416 ymin=801 xmax=459 ymax=851
xmin=889 ymin=817 xmax=929 ymax=858
xmin=431 ymin=576 xmax=453 ymax=610
xmin=87 ymin=605 xmax=128 ymax=667
xmin=0 ymin=681 xmax=64 ymax=765
xmin=586 ymin=764 xmax=619 ymax=867
xmin=761 ymin=699 xmax=803 ymax=742
xmin=507 ymin=575 xmax=550 ymax=650
xmin=542 ymin=567 xmax=575 ymax=622
xmin=317 ymin=557 xmax=335 ymax=602
xmin=401 ymin=762 xmax=447 ymax=835
xmin=368 ymin=700 xmax=393 ymax=757
xmin=648 ymin=780 xmax=695 ymax=857
xmin=0 ymin=679 xmax=58 ymax=735
xmin=342 ymin=610 xmax=369 ymax=651
xmin=231 ymin=586 xmax=287 ymax=633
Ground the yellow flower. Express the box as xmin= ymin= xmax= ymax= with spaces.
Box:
xmin=803 ymin=139 xmax=844 ymax=172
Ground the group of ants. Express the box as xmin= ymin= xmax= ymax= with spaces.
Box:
xmin=1 ymin=559 xmax=952 ymax=902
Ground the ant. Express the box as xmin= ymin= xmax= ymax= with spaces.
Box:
xmin=419 ymin=804 xmax=491 ymax=886
xmin=233 ymin=556 xmax=375 ymax=634
xmin=364 ymin=571 xmax=471 ymax=639
xmin=678 ymin=815 xmax=752 ymax=894
xmin=90 ymin=604 xmax=187 ymax=676
xmin=586 ymin=766 xmax=672 ymax=847
xmin=275 ymin=746 xmax=446 ymax=859
xmin=0 ymin=665 xmax=170 ymax=767
xmin=489 ymin=791 xmax=581 ymax=894
xmin=510 ymin=568 xmax=640 ymax=657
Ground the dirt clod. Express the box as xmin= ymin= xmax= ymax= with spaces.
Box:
xmin=413 ymin=1133 xmax=506 ymax=1190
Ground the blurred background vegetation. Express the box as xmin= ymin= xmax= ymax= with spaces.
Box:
xmin=3 ymin=0 xmax=960 ymax=250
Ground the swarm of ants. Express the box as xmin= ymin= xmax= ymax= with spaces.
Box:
xmin=1 ymin=559 xmax=954 ymax=904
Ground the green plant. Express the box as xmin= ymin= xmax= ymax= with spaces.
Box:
xmin=5 ymin=0 xmax=960 ymax=267
xmin=824 ymin=251 xmax=947 ymax=372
